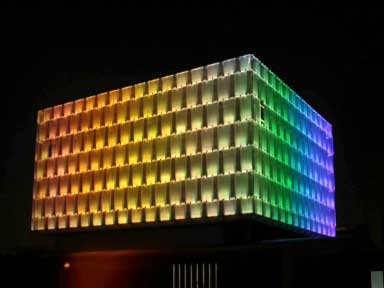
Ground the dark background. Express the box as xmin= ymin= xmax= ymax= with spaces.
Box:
xmin=0 ymin=8 xmax=383 ymax=252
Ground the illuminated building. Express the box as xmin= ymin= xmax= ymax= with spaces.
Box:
xmin=31 ymin=54 xmax=335 ymax=236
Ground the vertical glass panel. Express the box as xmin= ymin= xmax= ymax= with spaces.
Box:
xmin=147 ymin=116 xmax=159 ymax=140
xmin=201 ymin=80 xmax=214 ymax=104
xmin=217 ymin=174 xmax=231 ymax=200
xmin=141 ymin=185 xmax=152 ymax=208
xmin=67 ymin=154 xmax=78 ymax=174
xmin=51 ymin=138 xmax=60 ymax=157
xmin=95 ymin=127 xmax=106 ymax=149
xmin=223 ymin=148 xmax=236 ymax=173
xmin=155 ymin=183 xmax=167 ymax=206
xmin=114 ymin=188 xmax=125 ymax=210
xmin=132 ymin=164 xmax=143 ymax=187
xmin=63 ymin=102 xmax=73 ymax=117
xmin=121 ymin=86 xmax=132 ymax=101
xmin=161 ymin=75 xmax=174 ymax=92
xmin=169 ymin=181 xmax=182 ymax=205
xmin=171 ymin=88 xmax=183 ymax=111
xmin=118 ymin=165 xmax=129 ymax=188
xmin=107 ymin=125 xmax=118 ymax=146
xmin=201 ymin=128 xmax=214 ymax=152
xmin=79 ymin=152 xmax=89 ymax=172
xmin=161 ymin=113 xmax=173 ymax=136
xmin=66 ymin=195 xmax=76 ymax=215
xmin=89 ymin=192 xmax=100 ymax=213
xmin=70 ymin=174 xmax=80 ymax=194
xmin=48 ymin=177 xmax=58 ymax=197
xmin=234 ymin=122 xmax=248 ymax=147
xmin=206 ymin=62 xmax=220 ymax=80
xmin=157 ymin=91 xmax=169 ymax=114
xmin=92 ymin=108 xmax=102 ymax=129
xmin=127 ymin=187 xmax=139 ymax=209
xmin=206 ymin=151 xmax=219 ymax=176
xmin=131 ymin=209 xmax=143 ymax=223
xmin=148 ymin=79 xmax=160 ymax=95
xmin=85 ymin=96 xmax=96 ymax=111
xmin=55 ymin=196 xmax=65 ymax=216
xmin=92 ymin=212 xmax=102 ymax=226
xmin=59 ymin=117 xmax=68 ymax=136
xmin=105 ymin=211 xmax=115 ymax=225
xmin=77 ymin=194 xmax=88 ymax=214
xmin=235 ymin=173 xmax=248 ymax=198
xmin=175 ymin=157 xmax=187 ymax=181
xmin=185 ymin=179 xmax=198 ymax=203
xmin=128 ymin=143 xmax=139 ymax=164
xmin=83 ymin=130 xmax=94 ymax=151
xmin=175 ymin=204 xmax=187 ymax=220
xmin=170 ymin=135 xmax=182 ymax=158
xmin=185 ymin=131 xmax=197 ymax=155
xmin=240 ymin=95 xmax=252 ymax=120
xmin=102 ymin=147 xmax=113 ymax=168
xmin=40 ymin=141 xmax=50 ymax=160
xmin=36 ymin=161 xmax=45 ymax=179
xmin=159 ymin=206 xmax=171 ymax=221
xmin=142 ymin=95 xmax=154 ymax=117
xmin=201 ymin=177 xmax=214 ymax=202
xmin=191 ymin=67 xmax=204 ymax=84
xmin=239 ymin=55 xmax=252 ymax=72
xmin=81 ymin=171 xmax=92 ymax=193
xmin=96 ymin=93 xmax=107 ymax=108
xmin=155 ymin=138 xmax=168 ymax=160
xmin=129 ymin=99 xmax=140 ymax=120
xmin=57 ymin=157 xmax=67 ymax=175
xmin=222 ymin=58 xmax=236 ymax=76
xmin=186 ymin=85 xmax=198 ymax=107
xmin=223 ymin=98 xmax=236 ymax=124
xmin=118 ymin=209 xmax=128 ymax=224
xmin=133 ymin=119 xmax=144 ymax=141
xmin=46 ymin=158 xmax=56 ymax=177
xmin=145 ymin=161 xmax=157 ymax=185
xmin=44 ymin=198 xmax=53 ymax=216
xmin=206 ymin=103 xmax=219 ymax=127
xmin=116 ymin=101 xmax=128 ymax=123
xmin=176 ymin=71 xmax=188 ymax=88
xmin=176 ymin=110 xmax=187 ymax=133
xmin=106 ymin=167 xmax=117 ymax=189
xmin=38 ymin=123 xmax=48 ymax=141
xmin=61 ymin=135 xmax=71 ymax=156
xmin=234 ymin=72 xmax=248 ymax=96
xmin=101 ymin=190 xmax=112 ymax=211
xmin=115 ymin=145 xmax=126 ymax=166
xmin=191 ymin=106 xmax=203 ymax=130
xmin=48 ymin=120 xmax=58 ymax=138
xmin=160 ymin=159 xmax=172 ymax=183
xmin=217 ymin=76 xmax=230 ymax=100
xmin=80 ymin=111 xmax=91 ymax=131
xmin=217 ymin=125 xmax=231 ymax=150
xmin=190 ymin=154 xmax=202 ymax=178
xmin=104 ymin=105 xmax=115 ymax=126
xmin=240 ymin=146 xmax=253 ymax=172
xmin=33 ymin=199 xmax=44 ymax=218
xmin=74 ymin=99 xmax=84 ymax=113
xmin=141 ymin=141 xmax=153 ymax=162
xmin=109 ymin=89 xmax=119 ymax=105
xmin=94 ymin=170 xmax=104 ymax=192
xmin=119 ymin=122 xmax=131 ymax=145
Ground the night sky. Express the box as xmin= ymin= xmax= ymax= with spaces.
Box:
xmin=1 ymin=9 xmax=383 ymax=251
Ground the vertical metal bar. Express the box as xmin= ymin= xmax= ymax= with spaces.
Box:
xmin=208 ymin=263 xmax=211 ymax=288
xmin=190 ymin=264 xmax=193 ymax=288
xmin=184 ymin=264 xmax=187 ymax=288
xmin=202 ymin=263 xmax=205 ymax=288
xmin=215 ymin=263 xmax=218 ymax=288
xmin=178 ymin=264 xmax=181 ymax=288
xmin=196 ymin=263 xmax=199 ymax=288
xmin=173 ymin=264 xmax=175 ymax=288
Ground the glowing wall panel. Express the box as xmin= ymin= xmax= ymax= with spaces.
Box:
xmin=33 ymin=54 xmax=335 ymax=236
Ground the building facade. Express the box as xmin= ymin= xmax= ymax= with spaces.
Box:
xmin=32 ymin=54 xmax=335 ymax=236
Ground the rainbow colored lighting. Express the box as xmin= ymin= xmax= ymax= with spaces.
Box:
xmin=32 ymin=54 xmax=335 ymax=236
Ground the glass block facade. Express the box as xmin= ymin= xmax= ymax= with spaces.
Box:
xmin=32 ymin=54 xmax=335 ymax=236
